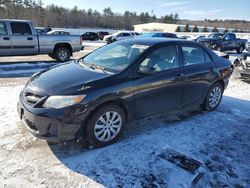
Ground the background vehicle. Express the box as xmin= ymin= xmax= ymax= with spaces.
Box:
xmin=141 ymin=32 xmax=178 ymax=38
xmin=246 ymin=41 xmax=250 ymax=52
xmin=97 ymin=31 xmax=109 ymax=40
xmin=0 ymin=19 xmax=82 ymax=61
xmin=199 ymin=33 xmax=247 ymax=53
xmin=47 ymin=30 xmax=70 ymax=35
xmin=81 ymin=32 xmax=99 ymax=41
xmin=35 ymin=27 xmax=52 ymax=35
xmin=17 ymin=39 xmax=233 ymax=147
xmin=103 ymin=31 xmax=140 ymax=43
xmin=187 ymin=35 xmax=206 ymax=42
xmin=179 ymin=36 xmax=191 ymax=40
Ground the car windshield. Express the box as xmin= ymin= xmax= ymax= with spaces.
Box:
xmin=79 ymin=42 xmax=150 ymax=73
xmin=207 ymin=33 xmax=223 ymax=39
xmin=141 ymin=33 xmax=155 ymax=37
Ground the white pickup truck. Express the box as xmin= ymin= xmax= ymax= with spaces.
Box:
xmin=0 ymin=19 xmax=83 ymax=61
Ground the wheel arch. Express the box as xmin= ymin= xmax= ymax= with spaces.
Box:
xmin=53 ymin=43 xmax=73 ymax=56
xmin=75 ymin=98 xmax=131 ymax=141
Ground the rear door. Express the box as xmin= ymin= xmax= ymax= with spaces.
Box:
xmin=181 ymin=44 xmax=218 ymax=106
xmin=0 ymin=21 xmax=12 ymax=56
xmin=10 ymin=22 xmax=38 ymax=55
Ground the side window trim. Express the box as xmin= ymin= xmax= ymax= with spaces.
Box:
xmin=181 ymin=44 xmax=206 ymax=66
xmin=203 ymin=49 xmax=213 ymax=63
xmin=0 ymin=22 xmax=8 ymax=35
xmin=10 ymin=22 xmax=32 ymax=35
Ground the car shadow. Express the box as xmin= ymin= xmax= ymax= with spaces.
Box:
xmin=47 ymin=96 xmax=250 ymax=187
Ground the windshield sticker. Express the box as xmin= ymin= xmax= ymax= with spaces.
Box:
xmin=131 ymin=45 xmax=150 ymax=50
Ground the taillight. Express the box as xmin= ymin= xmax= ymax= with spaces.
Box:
xmin=80 ymin=36 xmax=83 ymax=44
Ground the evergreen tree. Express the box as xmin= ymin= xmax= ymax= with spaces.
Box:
xmin=212 ymin=27 xmax=219 ymax=32
xmin=184 ymin=24 xmax=190 ymax=32
xmin=192 ymin=25 xmax=199 ymax=32
xmin=175 ymin=26 xmax=181 ymax=32
xmin=202 ymin=26 xmax=209 ymax=32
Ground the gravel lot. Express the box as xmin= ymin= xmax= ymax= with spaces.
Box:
xmin=0 ymin=76 xmax=250 ymax=188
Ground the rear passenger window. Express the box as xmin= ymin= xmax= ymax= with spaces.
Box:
xmin=204 ymin=50 xmax=213 ymax=62
xmin=182 ymin=45 xmax=206 ymax=65
xmin=10 ymin=22 xmax=32 ymax=35
xmin=122 ymin=33 xmax=131 ymax=37
xmin=0 ymin=22 xmax=7 ymax=35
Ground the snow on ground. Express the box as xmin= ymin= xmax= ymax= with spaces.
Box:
xmin=0 ymin=78 xmax=250 ymax=188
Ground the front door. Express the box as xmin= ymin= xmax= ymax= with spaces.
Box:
xmin=0 ymin=22 xmax=12 ymax=56
xmin=133 ymin=45 xmax=184 ymax=119
xmin=10 ymin=22 xmax=38 ymax=55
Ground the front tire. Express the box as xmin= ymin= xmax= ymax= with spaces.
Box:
xmin=202 ymin=83 xmax=223 ymax=111
xmin=85 ymin=104 xmax=126 ymax=147
xmin=54 ymin=47 xmax=71 ymax=62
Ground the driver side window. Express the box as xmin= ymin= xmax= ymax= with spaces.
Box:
xmin=140 ymin=45 xmax=179 ymax=73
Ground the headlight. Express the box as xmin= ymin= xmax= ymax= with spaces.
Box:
xmin=43 ymin=95 xmax=86 ymax=109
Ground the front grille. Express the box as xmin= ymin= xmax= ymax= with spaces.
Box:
xmin=23 ymin=92 xmax=44 ymax=106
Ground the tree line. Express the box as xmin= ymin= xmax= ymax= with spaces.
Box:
xmin=0 ymin=0 xmax=178 ymax=29
xmin=175 ymin=24 xmax=246 ymax=33
xmin=0 ymin=0 xmax=249 ymax=31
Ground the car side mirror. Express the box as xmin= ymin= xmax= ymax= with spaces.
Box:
xmin=138 ymin=66 xmax=155 ymax=75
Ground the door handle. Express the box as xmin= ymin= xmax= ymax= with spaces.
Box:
xmin=27 ymin=37 xmax=33 ymax=40
xmin=210 ymin=67 xmax=215 ymax=72
xmin=175 ymin=73 xmax=184 ymax=79
xmin=3 ymin=37 xmax=10 ymax=40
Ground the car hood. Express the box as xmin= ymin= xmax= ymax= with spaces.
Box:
xmin=25 ymin=61 xmax=108 ymax=96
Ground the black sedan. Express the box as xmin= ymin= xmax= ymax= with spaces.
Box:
xmin=17 ymin=38 xmax=233 ymax=147
xmin=81 ymin=32 xmax=99 ymax=41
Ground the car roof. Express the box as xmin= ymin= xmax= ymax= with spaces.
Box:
xmin=115 ymin=38 xmax=199 ymax=46
xmin=47 ymin=30 xmax=69 ymax=33
xmin=0 ymin=19 xmax=31 ymax=23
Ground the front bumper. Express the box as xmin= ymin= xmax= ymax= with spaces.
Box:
xmin=238 ymin=66 xmax=250 ymax=78
xmin=17 ymin=99 xmax=88 ymax=143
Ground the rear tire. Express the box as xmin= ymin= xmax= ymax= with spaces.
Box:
xmin=84 ymin=104 xmax=126 ymax=147
xmin=53 ymin=47 xmax=71 ymax=62
xmin=202 ymin=83 xmax=223 ymax=111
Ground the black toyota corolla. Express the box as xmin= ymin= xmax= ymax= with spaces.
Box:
xmin=17 ymin=38 xmax=233 ymax=147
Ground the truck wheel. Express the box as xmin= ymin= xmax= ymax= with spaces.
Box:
xmin=84 ymin=104 xmax=126 ymax=147
xmin=237 ymin=46 xmax=244 ymax=54
xmin=54 ymin=47 xmax=70 ymax=62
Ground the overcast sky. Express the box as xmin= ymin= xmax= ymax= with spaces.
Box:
xmin=41 ymin=0 xmax=250 ymax=20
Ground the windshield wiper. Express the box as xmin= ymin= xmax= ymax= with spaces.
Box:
xmin=78 ymin=59 xmax=113 ymax=74
xmin=90 ymin=64 xmax=110 ymax=74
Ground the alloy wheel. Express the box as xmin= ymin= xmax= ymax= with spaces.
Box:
xmin=94 ymin=111 xmax=122 ymax=142
xmin=209 ymin=86 xmax=222 ymax=108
